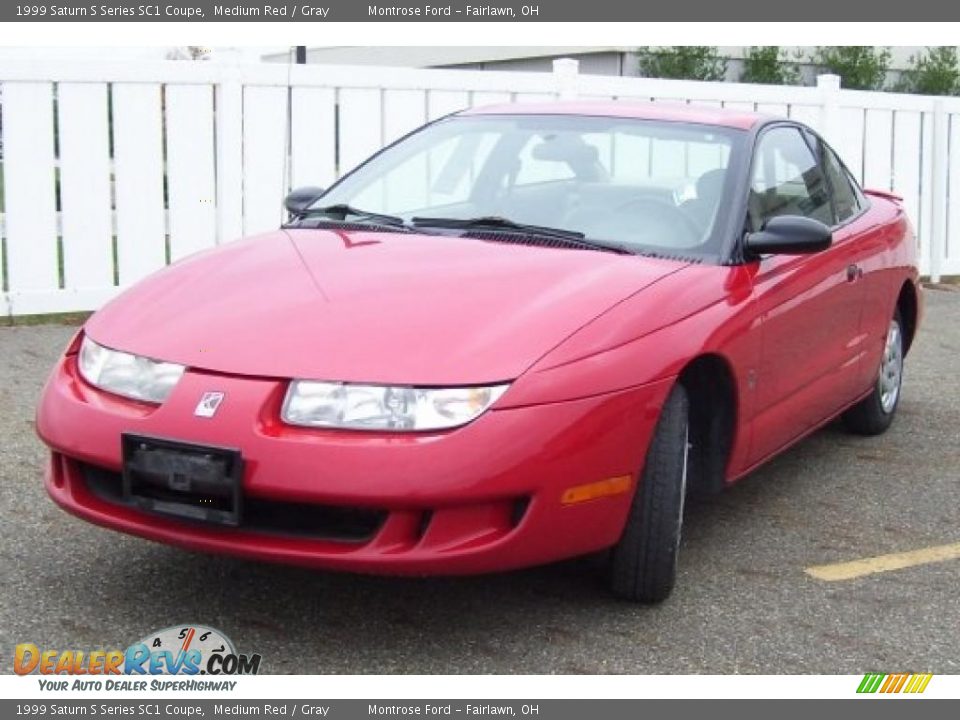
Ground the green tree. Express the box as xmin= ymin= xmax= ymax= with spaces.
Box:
xmin=814 ymin=46 xmax=891 ymax=90
xmin=895 ymin=47 xmax=960 ymax=95
xmin=740 ymin=46 xmax=802 ymax=85
xmin=638 ymin=46 xmax=727 ymax=82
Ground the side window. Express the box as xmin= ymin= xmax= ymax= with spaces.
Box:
xmin=748 ymin=127 xmax=833 ymax=231
xmin=822 ymin=144 xmax=862 ymax=223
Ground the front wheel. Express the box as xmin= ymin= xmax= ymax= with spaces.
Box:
xmin=842 ymin=310 xmax=904 ymax=436
xmin=609 ymin=384 xmax=690 ymax=603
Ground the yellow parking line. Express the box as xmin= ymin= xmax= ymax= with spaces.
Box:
xmin=806 ymin=541 xmax=960 ymax=581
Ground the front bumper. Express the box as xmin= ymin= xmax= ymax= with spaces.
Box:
xmin=38 ymin=352 xmax=673 ymax=574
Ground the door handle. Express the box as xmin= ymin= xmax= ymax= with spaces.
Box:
xmin=846 ymin=264 xmax=863 ymax=282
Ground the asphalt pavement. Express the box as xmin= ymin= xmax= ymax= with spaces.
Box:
xmin=1 ymin=288 xmax=958 ymax=674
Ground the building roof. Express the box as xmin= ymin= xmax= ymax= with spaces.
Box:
xmin=459 ymin=100 xmax=766 ymax=130
xmin=263 ymin=47 xmax=931 ymax=71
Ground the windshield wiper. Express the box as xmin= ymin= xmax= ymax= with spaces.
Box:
xmin=412 ymin=215 xmax=584 ymax=239
xmin=293 ymin=204 xmax=409 ymax=229
xmin=410 ymin=215 xmax=634 ymax=254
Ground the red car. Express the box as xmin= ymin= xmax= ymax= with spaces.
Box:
xmin=37 ymin=102 xmax=921 ymax=602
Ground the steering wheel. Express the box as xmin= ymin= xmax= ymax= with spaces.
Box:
xmin=611 ymin=196 xmax=704 ymax=249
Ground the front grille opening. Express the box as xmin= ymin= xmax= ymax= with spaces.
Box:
xmin=415 ymin=510 xmax=433 ymax=541
xmin=511 ymin=497 xmax=530 ymax=527
xmin=243 ymin=500 xmax=384 ymax=542
xmin=130 ymin=472 xmax=236 ymax=514
xmin=79 ymin=463 xmax=385 ymax=543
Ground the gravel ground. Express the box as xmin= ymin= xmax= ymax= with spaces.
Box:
xmin=1 ymin=288 xmax=958 ymax=674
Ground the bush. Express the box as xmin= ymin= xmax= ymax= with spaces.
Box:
xmin=638 ymin=46 xmax=727 ymax=82
xmin=814 ymin=47 xmax=891 ymax=90
xmin=895 ymin=47 xmax=960 ymax=96
xmin=739 ymin=46 xmax=802 ymax=85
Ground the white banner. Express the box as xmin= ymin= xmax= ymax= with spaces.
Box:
xmin=1 ymin=674 xmax=956 ymax=700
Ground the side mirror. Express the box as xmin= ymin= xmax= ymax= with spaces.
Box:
xmin=284 ymin=186 xmax=326 ymax=217
xmin=744 ymin=216 xmax=832 ymax=256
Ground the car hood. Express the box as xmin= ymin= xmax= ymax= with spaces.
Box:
xmin=86 ymin=229 xmax=688 ymax=385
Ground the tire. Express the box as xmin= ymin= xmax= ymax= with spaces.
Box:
xmin=609 ymin=384 xmax=690 ymax=603
xmin=842 ymin=309 xmax=904 ymax=436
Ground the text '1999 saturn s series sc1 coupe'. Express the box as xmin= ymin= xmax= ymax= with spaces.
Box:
xmin=37 ymin=102 xmax=921 ymax=602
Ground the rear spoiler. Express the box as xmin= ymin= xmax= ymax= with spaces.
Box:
xmin=863 ymin=188 xmax=903 ymax=204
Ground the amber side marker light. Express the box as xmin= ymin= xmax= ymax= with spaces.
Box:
xmin=561 ymin=475 xmax=633 ymax=505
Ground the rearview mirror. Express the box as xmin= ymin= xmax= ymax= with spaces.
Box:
xmin=744 ymin=216 xmax=832 ymax=256
xmin=284 ymin=186 xmax=326 ymax=217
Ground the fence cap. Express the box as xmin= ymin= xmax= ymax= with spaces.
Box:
xmin=816 ymin=74 xmax=842 ymax=91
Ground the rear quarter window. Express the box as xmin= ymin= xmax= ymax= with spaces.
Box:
xmin=822 ymin=144 xmax=862 ymax=223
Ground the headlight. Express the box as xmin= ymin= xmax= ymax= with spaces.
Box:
xmin=281 ymin=381 xmax=509 ymax=431
xmin=77 ymin=336 xmax=186 ymax=404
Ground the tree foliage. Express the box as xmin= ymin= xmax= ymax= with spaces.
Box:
xmin=638 ymin=46 xmax=727 ymax=82
xmin=895 ymin=47 xmax=960 ymax=96
xmin=814 ymin=46 xmax=891 ymax=90
xmin=739 ymin=46 xmax=803 ymax=85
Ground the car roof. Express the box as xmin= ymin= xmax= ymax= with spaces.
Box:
xmin=459 ymin=100 xmax=768 ymax=130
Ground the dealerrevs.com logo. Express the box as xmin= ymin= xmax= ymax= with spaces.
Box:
xmin=14 ymin=624 xmax=262 ymax=676
xmin=857 ymin=673 xmax=933 ymax=694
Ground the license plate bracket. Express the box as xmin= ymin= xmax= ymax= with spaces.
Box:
xmin=121 ymin=434 xmax=244 ymax=527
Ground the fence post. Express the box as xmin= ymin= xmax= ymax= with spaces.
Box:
xmin=816 ymin=74 xmax=842 ymax=145
xmin=553 ymin=58 xmax=579 ymax=101
xmin=929 ymin=100 xmax=948 ymax=284
xmin=215 ymin=51 xmax=244 ymax=244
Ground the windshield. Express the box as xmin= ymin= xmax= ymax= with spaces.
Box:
xmin=316 ymin=114 xmax=745 ymax=258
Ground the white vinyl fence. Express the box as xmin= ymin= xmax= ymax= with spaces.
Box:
xmin=1 ymin=57 xmax=959 ymax=316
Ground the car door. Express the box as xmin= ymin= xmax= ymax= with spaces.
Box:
xmin=744 ymin=124 xmax=866 ymax=466
xmin=816 ymin=138 xmax=893 ymax=394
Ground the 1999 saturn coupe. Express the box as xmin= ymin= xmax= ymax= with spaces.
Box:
xmin=37 ymin=102 xmax=921 ymax=602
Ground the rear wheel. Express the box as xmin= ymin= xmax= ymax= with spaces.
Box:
xmin=609 ymin=384 xmax=690 ymax=603
xmin=842 ymin=310 xmax=904 ymax=436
